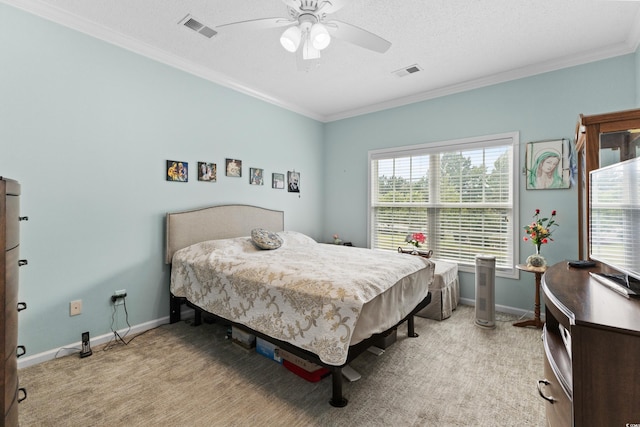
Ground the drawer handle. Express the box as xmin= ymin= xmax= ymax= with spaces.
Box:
xmin=16 ymin=345 xmax=26 ymax=358
xmin=17 ymin=387 xmax=27 ymax=403
xmin=17 ymin=302 xmax=27 ymax=312
xmin=19 ymin=216 xmax=29 ymax=221
xmin=18 ymin=259 xmax=28 ymax=267
xmin=537 ymin=379 xmax=555 ymax=403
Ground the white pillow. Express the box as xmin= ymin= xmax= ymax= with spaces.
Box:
xmin=279 ymin=231 xmax=317 ymax=246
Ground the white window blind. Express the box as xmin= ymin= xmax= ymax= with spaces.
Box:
xmin=369 ymin=133 xmax=519 ymax=275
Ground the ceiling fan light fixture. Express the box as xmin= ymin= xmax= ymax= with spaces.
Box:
xmin=280 ymin=25 xmax=302 ymax=52
xmin=302 ymin=39 xmax=321 ymax=60
xmin=310 ymin=23 xmax=331 ymax=50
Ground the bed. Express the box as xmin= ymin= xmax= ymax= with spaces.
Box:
xmin=166 ymin=204 xmax=434 ymax=406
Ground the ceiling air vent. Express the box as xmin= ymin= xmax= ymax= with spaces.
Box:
xmin=179 ymin=15 xmax=217 ymax=39
xmin=393 ymin=64 xmax=422 ymax=78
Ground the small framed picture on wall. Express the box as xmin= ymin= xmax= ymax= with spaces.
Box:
xmin=166 ymin=160 xmax=188 ymax=182
xmin=272 ymin=173 xmax=285 ymax=189
xmin=225 ymin=159 xmax=242 ymax=177
xmin=288 ymin=171 xmax=300 ymax=193
xmin=250 ymin=168 xmax=264 ymax=185
xmin=198 ymin=162 xmax=216 ymax=182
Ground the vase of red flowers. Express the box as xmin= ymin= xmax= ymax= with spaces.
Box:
xmin=406 ymin=232 xmax=426 ymax=254
xmin=523 ymin=209 xmax=558 ymax=267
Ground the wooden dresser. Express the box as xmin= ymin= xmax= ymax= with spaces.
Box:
xmin=1 ymin=177 xmax=27 ymax=426
xmin=540 ymin=261 xmax=640 ymax=426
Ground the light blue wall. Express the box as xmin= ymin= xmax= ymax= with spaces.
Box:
xmin=0 ymin=4 xmax=324 ymax=355
xmin=637 ymin=46 xmax=640 ymax=105
xmin=2 ymin=2 xmax=639 ymax=358
xmin=323 ymin=55 xmax=637 ymax=310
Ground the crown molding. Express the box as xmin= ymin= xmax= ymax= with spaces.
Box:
xmin=324 ymin=41 xmax=639 ymax=122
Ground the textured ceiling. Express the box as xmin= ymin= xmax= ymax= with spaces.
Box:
xmin=4 ymin=0 xmax=640 ymax=121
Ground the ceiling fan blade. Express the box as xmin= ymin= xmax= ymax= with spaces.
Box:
xmin=326 ymin=20 xmax=391 ymax=53
xmin=317 ymin=0 xmax=346 ymax=14
xmin=216 ymin=17 xmax=294 ymax=31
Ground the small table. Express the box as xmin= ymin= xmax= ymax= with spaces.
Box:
xmin=514 ymin=264 xmax=546 ymax=329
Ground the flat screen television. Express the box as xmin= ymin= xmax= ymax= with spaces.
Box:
xmin=589 ymin=156 xmax=640 ymax=296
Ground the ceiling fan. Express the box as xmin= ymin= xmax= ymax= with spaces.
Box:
xmin=216 ymin=0 xmax=392 ymax=61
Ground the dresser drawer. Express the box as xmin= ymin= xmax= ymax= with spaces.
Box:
xmin=3 ymin=179 xmax=20 ymax=198
xmin=4 ymin=194 xmax=19 ymax=251
xmin=542 ymin=355 xmax=571 ymax=427
xmin=4 ymin=248 xmax=19 ymax=309
xmin=5 ymin=398 xmax=19 ymax=427
xmin=4 ymin=305 xmax=18 ymax=361
xmin=3 ymin=350 xmax=18 ymax=417
xmin=4 ymin=248 xmax=19 ymax=358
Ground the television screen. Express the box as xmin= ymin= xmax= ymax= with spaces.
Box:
xmin=589 ymin=157 xmax=640 ymax=282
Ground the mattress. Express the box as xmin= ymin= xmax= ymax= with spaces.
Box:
xmin=170 ymin=231 xmax=434 ymax=365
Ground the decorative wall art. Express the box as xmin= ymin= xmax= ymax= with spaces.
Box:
xmin=198 ymin=162 xmax=217 ymax=182
xmin=525 ymin=139 xmax=571 ymax=190
xmin=166 ymin=160 xmax=188 ymax=182
xmin=165 ymin=158 xmax=294 ymax=190
xmin=288 ymin=171 xmax=300 ymax=193
xmin=272 ymin=173 xmax=285 ymax=189
xmin=225 ymin=159 xmax=242 ymax=177
xmin=249 ymin=168 xmax=264 ymax=185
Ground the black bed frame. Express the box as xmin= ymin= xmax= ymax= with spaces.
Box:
xmin=169 ymin=291 xmax=431 ymax=407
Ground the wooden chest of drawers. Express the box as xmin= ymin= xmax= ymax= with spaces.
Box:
xmin=1 ymin=177 xmax=26 ymax=426
xmin=541 ymin=262 xmax=640 ymax=426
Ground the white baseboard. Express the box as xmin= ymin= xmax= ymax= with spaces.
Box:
xmin=18 ymin=308 xmax=195 ymax=369
xmin=19 ymin=301 xmax=539 ymax=369
xmin=459 ymin=298 xmax=545 ymax=320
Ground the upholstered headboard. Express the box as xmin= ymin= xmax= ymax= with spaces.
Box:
xmin=165 ymin=204 xmax=284 ymax=264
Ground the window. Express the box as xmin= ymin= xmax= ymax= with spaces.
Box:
xmin=368 ymin=132 xmax=519 ymax=277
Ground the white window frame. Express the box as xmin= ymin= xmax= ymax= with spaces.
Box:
xmin=368 ymin=132 xmax=520 ymax=278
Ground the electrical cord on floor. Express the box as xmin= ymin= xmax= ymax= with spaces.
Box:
xmin=54 ymin=346 xmax=82 ymax=359
xmin=495 ymin=305 xmax=536 ymax=323
xmin=103 ymin=298 xmax=133 ymax=351
xmin=102 ymin=298 xmax=162 ymax=351
xmin=517 ymin=308 xmax=535 ymax=321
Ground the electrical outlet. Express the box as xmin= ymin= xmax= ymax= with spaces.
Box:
xmin=112 ymin=289 xmax=127 ymax=305
xmin=70 ymin=300 xmax=82 ymax=316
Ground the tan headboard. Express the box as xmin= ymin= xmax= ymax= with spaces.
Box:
xmin=165 ymin=204 xmax=284 ymax=264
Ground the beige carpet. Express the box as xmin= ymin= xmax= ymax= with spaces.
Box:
xmin=18 ymin=305 xmax=545 ymax=426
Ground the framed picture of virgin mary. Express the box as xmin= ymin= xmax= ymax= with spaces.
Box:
xmin=526 ymin=139 xmax=571 ymax=190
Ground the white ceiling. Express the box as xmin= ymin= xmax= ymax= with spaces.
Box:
xmin=5 ymin=0 xmax=640 ymax=122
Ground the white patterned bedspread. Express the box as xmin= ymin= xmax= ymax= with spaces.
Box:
xmin=170 ymin=231 xmax=434 ymax=366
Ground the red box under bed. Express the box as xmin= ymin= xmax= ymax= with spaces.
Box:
xmin=283 ymin=359 xmax=330 ymax=383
